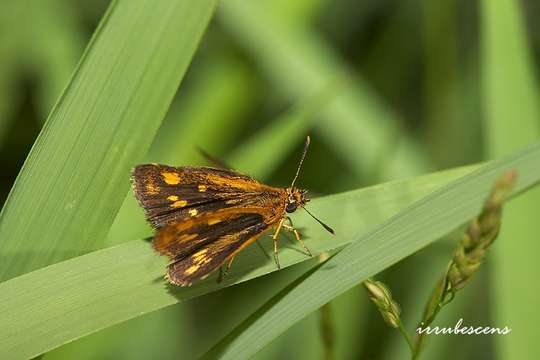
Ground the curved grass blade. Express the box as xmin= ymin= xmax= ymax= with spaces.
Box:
xmin=204 ymin=140 xmax=540 ymax=360
xmin=0 ymin=0 xmax=218 ymax=281
xmin=0 ymin=165 xmax=478 ymax=359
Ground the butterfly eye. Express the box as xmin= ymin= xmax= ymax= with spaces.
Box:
xmin=285 ymin=202 xmax=297 ymax=213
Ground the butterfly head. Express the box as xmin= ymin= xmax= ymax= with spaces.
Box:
xmin=285 ymin=188 xmax=309 ymax=213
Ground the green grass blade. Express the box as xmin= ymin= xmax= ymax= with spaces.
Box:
xmin=481 ymin=0 xmax=540 ymax=358
xmin=0 ymin=165 xmax=478 ymax=359
xmin=204 ymin=140 xmax=540 ymax=359
xmin=0 ymin=0 xmax=218 ymax=281
xmin=482 ymin=0 xmax=540 ymax=154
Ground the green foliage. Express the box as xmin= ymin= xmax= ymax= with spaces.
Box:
xmin=1 ymin=0 xmax=539 ymax=359
xmin=481 ymin=0 xmax=540 ymax=358
xmin=0 ymin=165 xmax=478 ymax=359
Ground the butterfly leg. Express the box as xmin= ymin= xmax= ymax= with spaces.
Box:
xmin=272 ymin=218 xmax=285 ymax=269
xmin=217 ymin=255 xmax=236 ymax=284
xmin=283 ymin=216 xmax=312 ymax=257
xmin=225 ymin=255 xmax=236 ymax=275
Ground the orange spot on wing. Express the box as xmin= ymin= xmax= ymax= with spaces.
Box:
xmin=162 ymin=171 xmax=181 ymax=185
xmin=198 ymin=184 xmax=207 ymax=192
xmin=193 ymin=248 xmax=207 ymax=257
xmin=167 ymin=195 xmax=178 ymax=201
xmin=189 ymin=209 xmax=198 ymax=216
xmin=192 ymin=249 xmax=211 ymax=264
xmin=185 ymin=265 xmax=200 ymax=275
xmin=171 ymin=200 xmax=187 ymax=208
xmin=206 ymin=174 xmax=262 ymax=191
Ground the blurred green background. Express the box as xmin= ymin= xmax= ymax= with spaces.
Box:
xmin=1 ymin=0 xmax=539 ymax=359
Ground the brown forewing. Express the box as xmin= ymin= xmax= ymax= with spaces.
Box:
xmin=131 ymin=164 xmax=285 ymax=229
xmin=132 ymin=164 xmax=288 ymax=285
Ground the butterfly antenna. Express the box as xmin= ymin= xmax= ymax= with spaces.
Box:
xmin=304 ymin=207 xmax=335 ymax=235
xmin=196 ymin=146 xmax=233 ymax=170
xmin=290 ymin=136 xmax=311 ymax=188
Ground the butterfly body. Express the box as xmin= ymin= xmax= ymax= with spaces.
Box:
xmin=132 ymin=164 xmax=310 ymax=286
xmin=131 ymin=136 xmax=333 ymax=286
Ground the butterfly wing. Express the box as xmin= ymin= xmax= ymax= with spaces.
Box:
xmin=131 ymin=164 xmax=281 ymax=229
xmin=153 ymin=208 xmax=272 ymax=286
